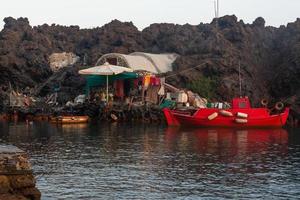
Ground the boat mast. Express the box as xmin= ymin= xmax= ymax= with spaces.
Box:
xmin=239 ymin=61 xmax=242 ymax=97
xmin=214 ymin=1 xmax=217 ymax=18
xmin=217 ymin=0 xmax=220 ymax=18
xmin=214 ymin=0 xmax=220 ymax=19
xmin=214 ymin=0 xmax=220 ymax=18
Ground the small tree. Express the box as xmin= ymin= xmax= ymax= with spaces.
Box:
xmin=187 ymin=77 xmax=217 ymax=100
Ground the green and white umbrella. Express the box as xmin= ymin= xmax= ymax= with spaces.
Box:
xmin=79 ymin=62 xmax=133 ymax=101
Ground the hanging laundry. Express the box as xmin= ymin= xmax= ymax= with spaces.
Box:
xmin=114 ymin=80 xmax=124 ymax=98
xmin=143 ymin=74 xmax=151 ymax=89
xmin=158 ymin=77 xmax=165 ymax=96
xmin=154 ymin=77 xmax=160 ymax=86
xmin=146 ymin=85 xmax=160 ymax=104
xmin=150 ymin=76 xmax=155 ymax=86
xmin=134 ymin=79 xmax=139 ymax=87
xmin=150 ymin=76 xmax=161 ymax=86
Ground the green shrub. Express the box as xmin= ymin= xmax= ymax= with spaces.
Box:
xmin=187 ymin=77 xmax=217 ymax=100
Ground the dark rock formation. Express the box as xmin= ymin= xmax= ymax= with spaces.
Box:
xmin=0 ymin=15 xmax=300 ymax=118
xmin=144 ymin=15 xmax=277 ymax=104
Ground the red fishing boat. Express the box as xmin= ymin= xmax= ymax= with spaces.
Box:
xmin=163 ymin=97 xmax=289 ymax=127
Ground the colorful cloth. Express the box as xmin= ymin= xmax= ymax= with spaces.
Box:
xmin=150 ymin=76 xmax=161 ymax=86
xmin=134 ymin=79 xmax=139 ymax=87
xmin=143 ymin=75 xmax=151 ymax=88
xmin=114 ymin=80 xmax=124 ymax=98
xmin=158 ymin=77 xmax=165 ymax=96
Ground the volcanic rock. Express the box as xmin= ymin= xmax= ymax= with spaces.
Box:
xmin=0 ymin=16 xmax=300 ymax=120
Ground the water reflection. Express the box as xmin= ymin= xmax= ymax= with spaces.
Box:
xmin=164 ymin=128 xmax=290 ymax=177
xmin=0 ymin=123 xmax=299 ymax=199
xmin=165 ymin=127 xmax=288 ymax=153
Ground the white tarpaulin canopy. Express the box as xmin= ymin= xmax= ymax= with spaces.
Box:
xmin=79 ymin=62 xmax=133 ymax=101
xmin=96 ymin=52 xmax=178 ymax=74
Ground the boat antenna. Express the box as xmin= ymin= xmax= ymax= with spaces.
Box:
xmin=239 ymin=61 xmax=242 ymax=97
xmin=214 ymin=0 xmax=220 ymax=18
xmin=214 ymin=0 xmax=217 ymax=18
xmin=217 ymin=0 xmax=220 ymax=18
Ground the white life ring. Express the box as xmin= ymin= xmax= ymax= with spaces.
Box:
xmin=261 ymin=99 xmax=268 ymax=107
xmin=275 ymin=102 xmax=284 ymax=111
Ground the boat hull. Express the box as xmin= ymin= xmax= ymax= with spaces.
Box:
xmin=163 ymin=108 xmax=290 ymax=128
xmin=50 ymin=116 xmax=89 ymax=124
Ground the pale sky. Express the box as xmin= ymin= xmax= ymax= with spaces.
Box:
xmin=0 ymin=0 xmax=299 ymax=30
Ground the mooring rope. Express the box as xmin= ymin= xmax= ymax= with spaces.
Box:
xmin=164 ymin=62 xmax=210 ymax=79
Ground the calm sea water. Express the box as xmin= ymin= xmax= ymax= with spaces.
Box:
xmin=0 ymin=122 xmax=300 ymax=200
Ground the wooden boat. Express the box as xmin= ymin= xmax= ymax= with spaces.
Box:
xmin=163 ymin=97 xmax=289 ymax=128
xmin=50 ymin=115 xmax=89 ymax=124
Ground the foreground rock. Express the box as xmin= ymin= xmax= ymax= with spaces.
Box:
xmin=0 ymin=145 xmax=40 ymax=200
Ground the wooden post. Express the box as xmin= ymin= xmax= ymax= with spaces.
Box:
xmin=106 ymin=75 xmax=109 ymax=102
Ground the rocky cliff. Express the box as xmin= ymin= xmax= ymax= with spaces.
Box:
xmin=0 ymin=16 xmax=300 ymax=115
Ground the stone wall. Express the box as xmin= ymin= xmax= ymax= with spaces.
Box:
xmin=0 ymin=145 xmax=40 ymax=200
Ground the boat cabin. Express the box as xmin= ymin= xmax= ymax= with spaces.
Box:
xmin=232 ymin=97 xmax=251 ymax=109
